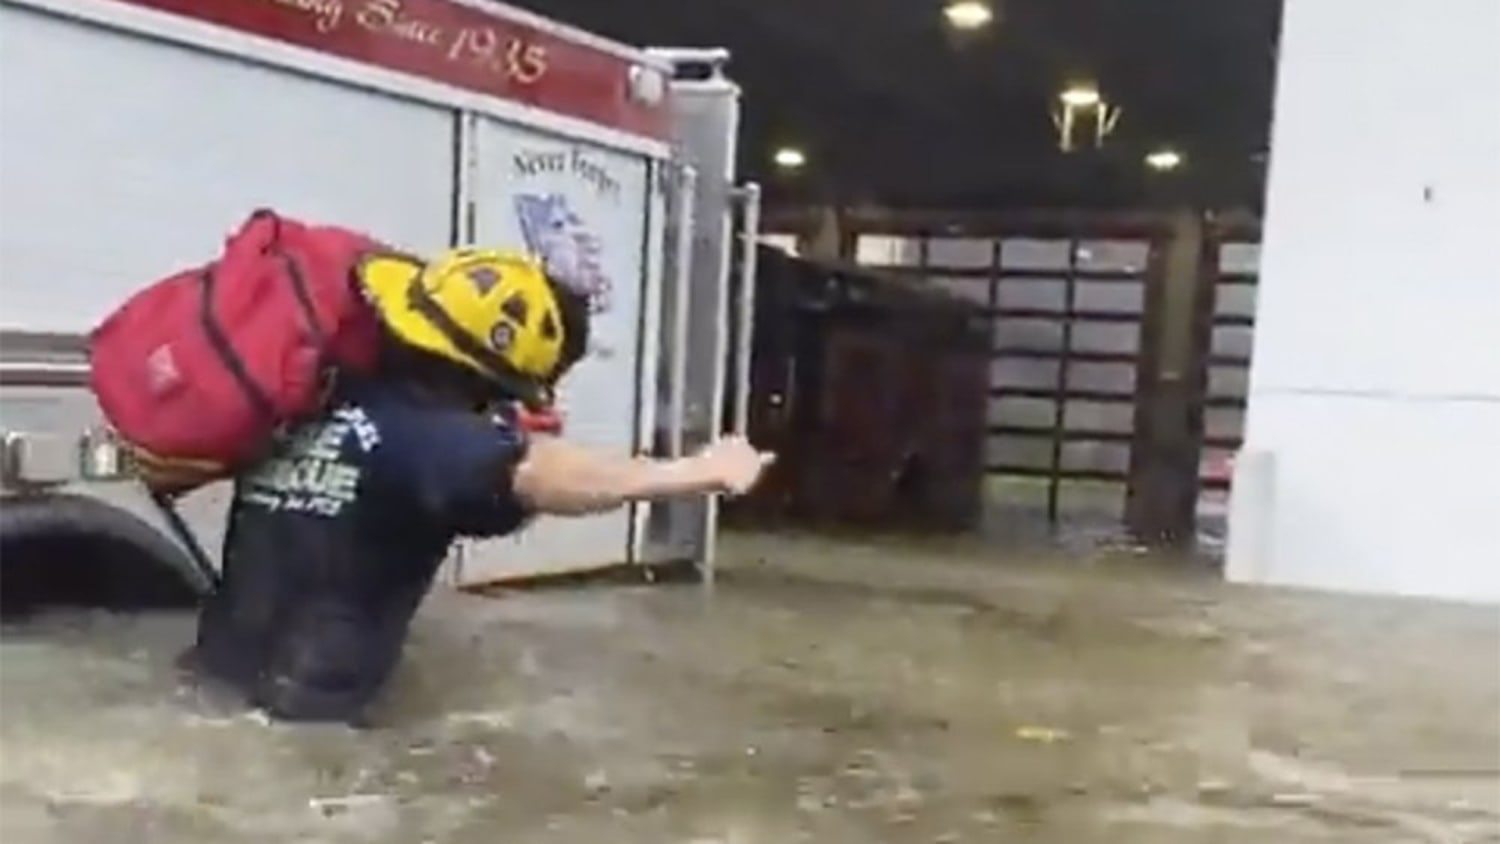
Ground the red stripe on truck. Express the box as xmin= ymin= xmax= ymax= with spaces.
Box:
xmin=112 ymin=0 xmax=670 ymax=140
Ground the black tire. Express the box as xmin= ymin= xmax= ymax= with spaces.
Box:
xmin=0 ymin=492 xmax=211 ymax=620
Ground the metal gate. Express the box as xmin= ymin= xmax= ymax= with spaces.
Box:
xmin=852 ymin=219 xmax=1160 ymax=537
xmin=1196 ymin=236 xmax=1260 ymax=540
xmin=841 ymin=211 xmax=1262 ymax=543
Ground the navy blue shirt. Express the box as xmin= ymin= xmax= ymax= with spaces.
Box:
xmin=191 ymin=379 xmax=530 ymax=722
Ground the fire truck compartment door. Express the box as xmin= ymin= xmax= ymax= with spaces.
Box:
xmin=457 ymin=118 xmax=653 ymax=583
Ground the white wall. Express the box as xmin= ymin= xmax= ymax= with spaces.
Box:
xmin=1227 ymin=0 xmax=1500 ymax=603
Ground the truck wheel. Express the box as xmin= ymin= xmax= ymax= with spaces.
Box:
xmin=0 ymin=493 xmax=211 ymax=620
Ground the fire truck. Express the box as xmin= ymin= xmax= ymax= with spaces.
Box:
xmin=0 ymin=0 xmax=758 ymax=590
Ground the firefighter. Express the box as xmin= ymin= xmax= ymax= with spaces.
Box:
xmin=186 ymin=248 xmax=772 ymax=724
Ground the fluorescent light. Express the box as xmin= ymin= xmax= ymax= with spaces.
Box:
xmin=773 ymin=147 xmax=806 ymax=170
xmin=944 ymin=0 xmax=994 ymax=29
xmin=1146 ymin=148 xmax=1184 ymax=171
xmin=1059 ymin=85 xmax=1101 ymax=108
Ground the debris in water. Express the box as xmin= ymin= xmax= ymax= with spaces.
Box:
xmin=1196 ymin=779 xmax=1232 ymax=799
xmin=970 ymin=808 xmax=1001 ymax=825
xmin=1266 ymin=792 xmax=1322 ymax=809
xmin=445 ymin=710 xmax=515 ymax=729
xmin=308 ymin=793 xmax=389 ymax=818
xmin=892 ymin=784 xmax=922 ymax=807
xmin=584 ymin=769 xmax=611 ymax=794
xmin=1014 ymin=725 xmax=1070 ymax=743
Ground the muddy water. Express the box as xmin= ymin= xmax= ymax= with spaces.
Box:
xmin=2 ymin=533 xmax=1497 ymax=843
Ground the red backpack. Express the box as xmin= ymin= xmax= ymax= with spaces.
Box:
xmin=89 ymin=209 xmax=387 ymax=493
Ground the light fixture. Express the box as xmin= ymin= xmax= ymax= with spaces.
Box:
xmin=1145 ymin=148 xmax=1184 ymax=172
xmin=1058 ymin=85 xmax=1101 ymax=108
xmin=627 ymin=65 xmax=667 ymax=106
xmin=773 ymin=147 xmax=806 ymax=170
xmin=1051 ymin=83 xmax=1118 ymax=152
xmin=943 ymin=0 xmax=994 ymax=30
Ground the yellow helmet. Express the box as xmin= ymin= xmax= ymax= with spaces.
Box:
xmin=357 ymin=247 xmax=584 ymax=407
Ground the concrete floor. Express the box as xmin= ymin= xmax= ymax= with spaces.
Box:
xmin=1 ymin=532 xmax=1497 ymax=843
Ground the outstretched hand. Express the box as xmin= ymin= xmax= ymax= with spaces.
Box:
xmin=694 ymin=435 xmax=775 ymax=496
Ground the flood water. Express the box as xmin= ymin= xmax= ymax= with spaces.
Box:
xmin=2 ymin=532 xmax=1497 ymax=843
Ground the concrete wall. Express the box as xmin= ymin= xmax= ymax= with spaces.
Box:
xmin=1227 ymin=0 xmax=1500 ymax=602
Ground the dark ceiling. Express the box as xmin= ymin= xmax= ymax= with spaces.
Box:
xmin=509 ymin=0 xmax=1283 ymax=212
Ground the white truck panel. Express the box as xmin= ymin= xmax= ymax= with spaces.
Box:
xmin=0 ymin=4 xmax=457 ymax=333
xmin=456 ymin=119 xmax=654 ymax=583
xmin=0 ymin=0 xmax=738 ymax=588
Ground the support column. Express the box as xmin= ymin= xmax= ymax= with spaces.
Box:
xmin=798 ymin=205 xmax=846 ymax=262
xmin=1127 ymin=208 xmax=1212 ymax=545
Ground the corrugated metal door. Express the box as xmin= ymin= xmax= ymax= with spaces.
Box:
xmin=458 ymin=118 xmax=652 ymax=582
xmin=0 ymin=4 xmax=457 ymax=334
xmin=853 ymin=232 xmax=1155 ymax=536
xmin=1196 ymin=240 xmax=1259 ymax=542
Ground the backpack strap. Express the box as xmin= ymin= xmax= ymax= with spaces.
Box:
xmin=198 ymin=267 xmax=277 ymax=423
xmin=147 ymin=488 xmax=222 ymax=594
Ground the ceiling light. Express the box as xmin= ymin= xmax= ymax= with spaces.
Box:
xmin=773 ymin=147 xmax=806 ymax=170
xmin=943 ymin=0 xmax=994 ymax=30
xmin=1146 ymin=148 xmax=1184 ymax=171
xmin=1058 ymin=85 xmax=1101 ymax=108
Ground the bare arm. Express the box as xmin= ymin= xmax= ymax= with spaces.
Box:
xmin=511 ymin=435 xmax=729 ymax=516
